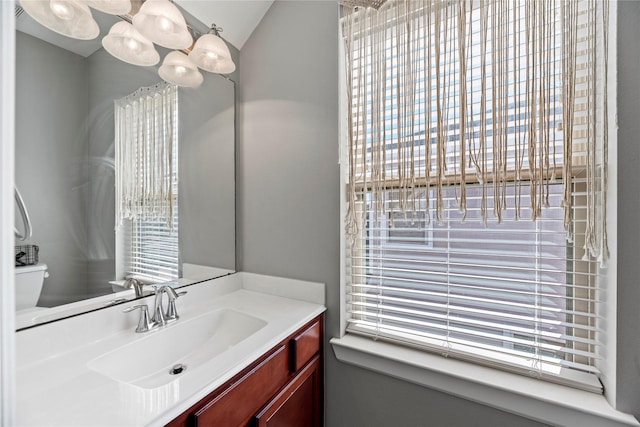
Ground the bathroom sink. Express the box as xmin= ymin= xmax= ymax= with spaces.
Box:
xmin=87 ymin=308 xmax=267 ymax=389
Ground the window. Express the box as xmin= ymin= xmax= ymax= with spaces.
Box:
xmin=115 ymin=83 xmax=179 ymax=283
xmin=341 ymin=0 xmax=610 ymax=392
xmin=375 ymin=190 xmax=432 ymax=248
xmin=120 ymin=186 xmax=179 ymax=283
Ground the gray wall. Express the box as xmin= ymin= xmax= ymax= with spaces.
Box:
xmin=616 ymin=0 xmax=640 ymax=419
xmin=238 ymin=2 xmax=547 ymax=426
xmin=179 ymin=71 xmax=235 ymax=271
xmin=86 ymin=47 xmax=162 ymax=295
xmin=15 ymin=32 xmax=89 ymax=306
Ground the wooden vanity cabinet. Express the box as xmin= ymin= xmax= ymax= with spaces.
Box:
xmin=166 ymin=315 xmax=323 ymax=427
xmin=254 ymin=356 xmax=321 ymax=427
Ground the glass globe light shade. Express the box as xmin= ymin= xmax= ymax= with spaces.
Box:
xmin=158 ymin=51 xmax=203 ymax=88
xmin=20 ymin=0 xmax=99 ymax=40
xmin=212 ymin=58 xmax=236 ymax=74
xmin=85 ymin=0 xmax=131 ymax=15
xmin=194 ymin=57 xmax=235 ymax=75
xmin=102 ymin=22 xmax=159 ymax=67
xmin=132 ymin=0 xmax=192 ymax=50
xmin=188 ymin=33 xmax=236 ymax=74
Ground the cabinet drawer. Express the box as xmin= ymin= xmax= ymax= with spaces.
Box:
xmin=254 ymin=356 xmax=321 ymax=427
xmin=290 ymin=320 xmax=320 ymax=372
xmin=191 ymin=345 xmax=288 ymax=426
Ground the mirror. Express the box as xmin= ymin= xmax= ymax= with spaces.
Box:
xmin=14 ymin=5 xmax=236 ymax=329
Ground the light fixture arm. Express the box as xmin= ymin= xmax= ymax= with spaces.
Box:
xmin=209 ymin=24 xmax=223 ymax=37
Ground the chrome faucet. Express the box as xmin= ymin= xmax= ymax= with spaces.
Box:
xmin=122 ymin=277 xmax=145 ymax=298
xmin=124 ymin=283 xmax=186 ymax=333
xmin=151 ymin=285 xmax=168 ymax=326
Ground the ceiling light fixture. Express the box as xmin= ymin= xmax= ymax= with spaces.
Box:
xmin=21 ymin=0 xmax=234 ymax=88
xmin=132 ymin=0 xmax=192 ymax=50
xmin=102 ymin=21 xmax=160 ymax=67
xmin=188 ymin=25 xmax=236 ymax=75
xmin=20 ymin=0 xmax=99 ymax=40
xmin=85 ymin=0 xmax=132 ymax=16
xmin=158 ymin=51 xmax=203 ymax=88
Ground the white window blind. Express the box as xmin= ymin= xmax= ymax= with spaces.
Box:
xmin=120 ymin=204 xmax=179 ymax=282
xmin=341 ymin=0 xmax=609 ymax=392
xmin=115 ymin=83 xmax=179 ymax=283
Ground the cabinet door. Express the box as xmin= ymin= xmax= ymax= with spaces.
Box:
xmin=254 ymin=356 xmax=321 ymax=427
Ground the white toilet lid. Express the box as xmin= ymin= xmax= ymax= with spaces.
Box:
xmin=15 ymin=263 xmax=48 ymax=274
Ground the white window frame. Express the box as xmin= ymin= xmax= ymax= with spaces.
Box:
xmin=332 ymin=1 xmax=633 ymax=424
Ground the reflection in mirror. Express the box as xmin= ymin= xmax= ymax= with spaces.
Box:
xmin=14 ymin=4 xmax=236 ymax=330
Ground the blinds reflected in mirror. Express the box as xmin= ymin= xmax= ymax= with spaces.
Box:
xmin=115 ymin=82 xmax=179 ymax=282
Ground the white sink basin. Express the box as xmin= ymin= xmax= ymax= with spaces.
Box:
xmin=87 ymin=308 xmax=267 ymax=389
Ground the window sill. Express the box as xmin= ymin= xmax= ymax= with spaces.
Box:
xmin=330 ymin=335 xmax=639 ymax=427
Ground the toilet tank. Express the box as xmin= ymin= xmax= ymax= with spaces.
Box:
xmin=15 ymin=264 xmax=48 ymax=311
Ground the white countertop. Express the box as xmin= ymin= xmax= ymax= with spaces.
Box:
xmin=15 ymin=273 xmax=326 ymax=426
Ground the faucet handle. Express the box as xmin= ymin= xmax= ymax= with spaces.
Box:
xmin=123 ymin=304 xmax=153 ymax=333
xmin=165 ymin=290 xmax=187 ymax=322
xmin=123 ymin=304 xmax=147 ymax=314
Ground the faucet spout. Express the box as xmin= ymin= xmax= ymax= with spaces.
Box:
xmin=122 ymin=277 xmax=145 ymax=298
xmin=123 ymin=283 xmax=185 ymax=333
xmin=151 ymin=286 xmax=167 ymax=326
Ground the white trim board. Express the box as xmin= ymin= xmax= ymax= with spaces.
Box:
xmin=331 ymin=335 xmax=639 ymax=427
xmin=0 ymin=1 xmax=16 ymax=425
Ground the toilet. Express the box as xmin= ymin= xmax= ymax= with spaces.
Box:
xmin=15 ymin=263 xmax=48 ymax=311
